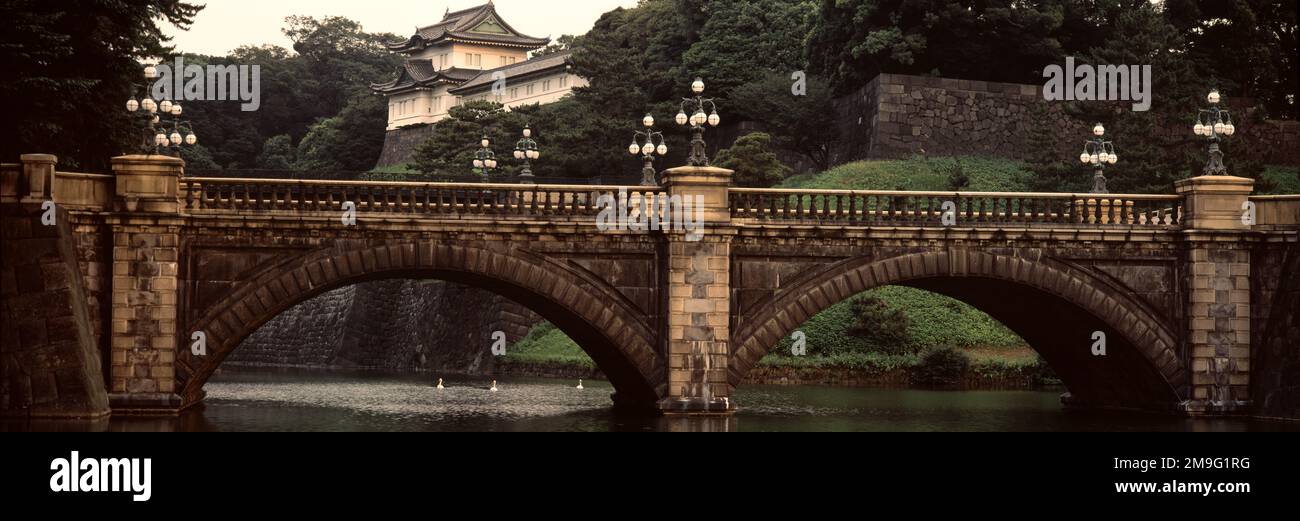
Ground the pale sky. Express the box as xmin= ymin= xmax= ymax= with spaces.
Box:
xmin=163 ymin=0 xmax=638 ymax=56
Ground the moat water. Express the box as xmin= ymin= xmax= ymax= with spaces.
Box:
xmin=8 ymin=370 xmax=1298 ymax=432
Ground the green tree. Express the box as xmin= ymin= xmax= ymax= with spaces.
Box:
xmin=680 ymin=0 xmax=818 ymax=99
xmin=1166 ymin=0 xmax=1298 ymax=119
xmin=1083 ymin=2 xmax=1200 ymax=193
xmin=1025 ymin=1 xmax=1242 ymax=194
xmin=714 ymin=133 xmax=791 ymax=187
xmin=294 ymin=117 xmax=343 ymax=172
xmin=180 ymin=144 xmax=220 ymax=171
xmin=513 ymin=100 xmax=633 ymax=180
xmin=288 ymin=94 xmax=389 ymax=173
xmin=411 ymin=100 xmax=528 ymax=177
xmin=0 ymin=0 xmax=202 ymax=170
xmin=571 ymin=1 xmax=694 ymax=107
xmin=533 ymin=35 xmax=576 ymax=57
xmin=174 ymin=17 xmax=399 ymax=171
xmin=284 ymin=16 xmax=402 ymax=116
xmin=945 ymin=160 xmax=970 ymax=191
xmin=729 ymin=72 xmax=838 ymax=170
xmin=257 ymin=135 xmax=296 ymax=170
xmin=846 ymin=296 xmax=913 ymax=355
xmin=807 ymin=0 xmax=1069 ymax=95
xmin=913 ymin=346 xmax=970 ymax=386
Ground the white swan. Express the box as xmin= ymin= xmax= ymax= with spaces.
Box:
xmin=489 ymin=380 xmax=499 ymax=392
xmin=576 ymin=379 xmax=584 ymax=390
xmin=435 ymin=378 xmax=444 ymax=389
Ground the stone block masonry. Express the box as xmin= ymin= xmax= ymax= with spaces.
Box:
xmin=828 ymin=73 xmax=1300 ymax=167
xmin=230 ymin=279 xmax=539 ymax=374
xmin=664 ymin=238 xmax=732 ymax=408
xmin=0 ymin=157 xmax=109 ymax=417
xmin=1176 ymin=175 xmax=1256 ymax=414
xmin=106 ymin=155 xmax=184 ymax=411
xmin=107 ymin=217 xmax=182 ymax=399
xmin=659 ymin=166 xmax=735 ymax=413
xmin=1185 ymin=246 xmax=1252 ymax=408
xmin=376 ymin=125 xmax=435 ymax=168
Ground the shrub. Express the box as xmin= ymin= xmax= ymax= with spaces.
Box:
xmin=945 ymin=159 xmax=970 ymax=191
xmin=912 ymin=346 xmax=970 ymax=387
xmin=846 ymin=296 xmax=913 ymax=354
xmin=714 ymin=132 xmax=792 ymax=188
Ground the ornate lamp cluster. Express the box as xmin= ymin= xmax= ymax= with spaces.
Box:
xmin=1194 ymin=89 xmax=1236 ymax=175
xmin=675 ymin=77 xmax=721 ymax=167
xmin=513 ymin=125 xmax=540 ymax=182
xmin=471 ymin=126 xmax=541 ymax=181
xmin=628 ymin=114 xmax=668 ymax=186
xmin=1070 ymin=89 xmax=1244 ymax=189
xmin=618 ymin=77 xmax=719 ymax=186
xmin=1078 ymin=123 xmax=1118 ymax=194
xmin=125 ymin=64 xmax=197 ymax=156
xmin=472 ymin=134 xmax=499 ymax=179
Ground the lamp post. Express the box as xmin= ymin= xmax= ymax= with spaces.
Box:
xmin=1193 ymin=89 xmax=1236 ymax=175
xmin=513 ymin=125 xmax=539 ymax=183
xmin=628 ymin=113 xmax=668 ymax=186
xmin=1078 ymin=123 xmax=1117 ymax=194
xmin=675 ymin=77 xmax=720 ymax=167
xmin=125 ymin=64 xmax=197 ymax=157
xmin=472 ymin=134 xmax=498 ymax=181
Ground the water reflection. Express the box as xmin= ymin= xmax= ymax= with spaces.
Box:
xmin=4 ymin=370 xmax=1297 ymax=432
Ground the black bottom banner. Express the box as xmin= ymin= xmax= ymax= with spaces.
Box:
xmin=0 ymin=432 xmax=1293 ymax=511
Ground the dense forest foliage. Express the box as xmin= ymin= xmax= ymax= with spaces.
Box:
xmin=2 ymin=0 xmax=1295 ymax=191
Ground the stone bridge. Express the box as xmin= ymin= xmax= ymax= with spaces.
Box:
xmin=3 ymin=154 xmax=1300 ymax=419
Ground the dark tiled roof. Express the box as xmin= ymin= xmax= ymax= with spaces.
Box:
xmin=386 ymin=2 xmax=549 ymax=52
xmin=405 ymin=59 xmax=437 ymax=81
xmin=370 ymin=59 xmax=485 ymax=94
xmin=439 ymin=67 xmax=483 ymax=82
xmin=450 ymin=52 xmax=573 ymax=94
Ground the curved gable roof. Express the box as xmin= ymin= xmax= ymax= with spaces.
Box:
xmin=370 ymin=59 xmax=482 ymax=94
xmin=386 ymin=2 xmax=549 ymax=53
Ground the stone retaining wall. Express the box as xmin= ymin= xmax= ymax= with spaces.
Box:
xmin=1252 ymin=242 xmax=1300 ymax=419
xmin=375 ymin=125 xmax=435 ymax=168
xmin=0 ymin=203 xmax=110 ymax=417
xmin=231 ymin=280 xmax=541 ymax=374
xmin=827 ymin=73 xmax=1300 ymax=166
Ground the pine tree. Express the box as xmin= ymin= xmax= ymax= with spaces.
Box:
xmin=714 ymin=133 xmax=792 ymax=187
xmin=0 ymin=0 xmax=202 ymax=170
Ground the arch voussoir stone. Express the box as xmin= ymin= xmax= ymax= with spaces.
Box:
xmin=731 ymin=250 xmax=1183 ymax=406
xmin=180 ymin=243 xmax=665 ymax=409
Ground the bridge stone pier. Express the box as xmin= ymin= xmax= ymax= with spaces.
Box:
xmin=3 ymin=153 xmax=1300 ymax=419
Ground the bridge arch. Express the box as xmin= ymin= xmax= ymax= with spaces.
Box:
xmin=732 ymin=250 xmax=1187 ymax=410
xmin=177 ymin=242 xmax=664 ymax=409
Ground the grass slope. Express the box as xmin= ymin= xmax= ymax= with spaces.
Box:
xmin=503 ymin=322 xmax=596 ymax=368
